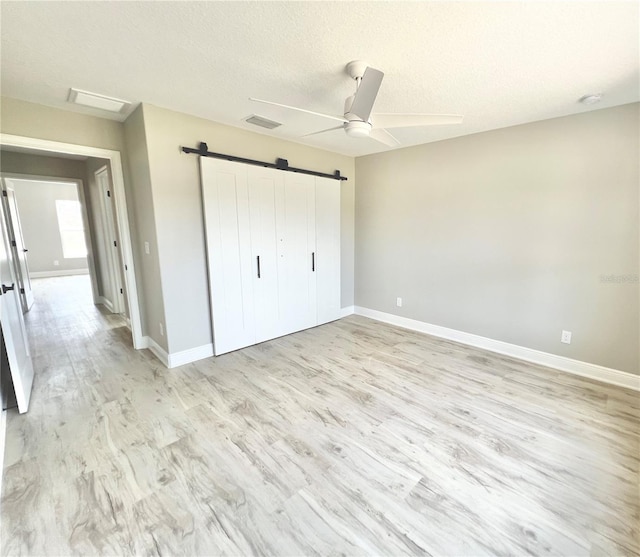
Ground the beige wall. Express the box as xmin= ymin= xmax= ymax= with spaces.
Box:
xmin=355 ymin=103 xmax=639 ymax=374
xmin=141 ymin=103 xmax=355 ymax=353
xmin=1 ymin=97 xmax=124 ymax=152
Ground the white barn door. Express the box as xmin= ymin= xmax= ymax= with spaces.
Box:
xmin=280 ymin=173 xmax=317 ymax=333
xmin=248 ymin=167 xmax=284 ymax=343
xmin=201 ymin=158 xmax=256 ymax=355
xmin=315 ymin=177 xmax=341 ymax=325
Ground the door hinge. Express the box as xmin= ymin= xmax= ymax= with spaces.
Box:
xmin=107 ymin=190 xmax=111 ymax=197
xmin=124 ymin=264 xmax=128 ymax=271
xmin=11 ymin=240 xmax=16 ymax=247
xmin=113 ymin=240 xmax=117 ymax=247
xmin=2 ymin=191 xmax=7 ymax=197
xmin=20 ymin=287 xmax=24 ymax=294
xmin=120 ymin=288 xmax=123 ymax=294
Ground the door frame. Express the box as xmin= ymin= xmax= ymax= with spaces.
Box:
xmin=0 ymin=173 xmax=101 ymax=308
xmin=94 ymin=165 xmax=123 ymax=314
xmin=0 ymin=134 xmax=145 ymax=349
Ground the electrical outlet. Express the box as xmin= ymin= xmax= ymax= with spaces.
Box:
xmin=159 ymin=322 xmax=164 ymax=336
xmin=53 ymin=260 xmax=59 ymax=266
xmin=144 ymin=241 xmax=150 ymax=255
xmin=396 ymin=297 xmax=403 ymax=307
xmin=561 ymin=330 xmax=572 ymax=344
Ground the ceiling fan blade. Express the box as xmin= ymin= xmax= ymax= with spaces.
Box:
xmin=249 ymin=98 xmax=346 ymax=123
xmin=372 ymin=113 xmax=463 ymax=128
xmin=349 ymin=67 xmax=384 ymax=121
xmin=302 ymin=125 xmax=345 ymax=138
xmin=369 ymin=128 xmax=401 ymax=147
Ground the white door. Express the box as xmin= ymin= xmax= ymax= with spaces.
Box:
xmin=248 ymin=167 xmax=284 ymax=343
xmin=1 ymin=183 xmax=34 ymax=312
xmin=95 ymin=167 xmax=123 ymax=314
xmin=279 ymin=173 xmax=317 ymax=333
xmin=315 ymin=177 xmax=342 ymax=324
xmin=201 ymin=158 xmax=256 ymax=355
xmin=0 ymin=205 xmax=34 ymax=413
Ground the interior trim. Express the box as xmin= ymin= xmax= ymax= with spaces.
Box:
xmin=142 ymin=336 xmax=169 ymax=368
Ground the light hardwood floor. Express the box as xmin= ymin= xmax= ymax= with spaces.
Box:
xmin=1 ymin=276 xmax=639 ymax=556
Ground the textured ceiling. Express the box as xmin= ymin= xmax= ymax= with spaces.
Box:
xmin=1 ymin=1 xmax=638 ymax=157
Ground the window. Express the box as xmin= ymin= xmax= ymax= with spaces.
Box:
xmin=55 ymin=200 xmax=87 ymax=258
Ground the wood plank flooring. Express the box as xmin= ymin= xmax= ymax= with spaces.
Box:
xmin=1 ymin=276 xmax=639 ymax=556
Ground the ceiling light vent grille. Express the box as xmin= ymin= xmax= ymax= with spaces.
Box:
xmin=244 ymin=115 xmax=281 ymax=129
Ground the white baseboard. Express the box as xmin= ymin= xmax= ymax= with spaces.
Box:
xmin=168 ymin=344 xmax=214 ymax=368
xmin=30 ymin=269 xmax=89 ymax=278
xmin=142 ymin=336 xmax=169 ymax=368
xmin=340 ymin=305 xmax=355 ymax=318
xmin=142 ymin=336 xmax=213 ymax=369
xmin=124 ymin=317 xmax=131 ymax=330
xmin=97 ymin=296 xmax=114 ymax=313
xmin=354 ymin=306 xmax=640 ymax=392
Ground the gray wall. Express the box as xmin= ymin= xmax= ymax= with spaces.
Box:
xmin=0 ymin=149 xmax=115 ymax=300
xmin=355 ymin=103 xmax=639 ymax=374
xmin=1 ymin=150 xmax=93 ymax=277
xmin=123 ymin=105 xmax=163 ymax=348
xmin=1 ymin=149 xmax=86 ymax=180
xmin=141 ymin=103 xmax=355 ymax=354
xmin=8 ymin=178 xmax=88 ymax=274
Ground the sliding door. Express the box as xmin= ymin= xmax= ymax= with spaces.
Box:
xmin=280 ymin=173 xmax=317 ymax=333
xmin=201 ymin=158 xmax=255 ymax=355
xmin=248 ymin=167 xmax=284 ymax=343
xmin=201 ymin=158 xmax=342 ymax=355
xmin=315 ymin=177 xmax=341 ymax=324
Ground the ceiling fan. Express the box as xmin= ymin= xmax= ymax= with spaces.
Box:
xmin=250 ymin=60 xmax=463 ymax=147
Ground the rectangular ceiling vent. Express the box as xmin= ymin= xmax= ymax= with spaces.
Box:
xmin=67 ymin=88 xmax=131 ymax=113
xmin=244 ymin=114 xmax=282 ymax=130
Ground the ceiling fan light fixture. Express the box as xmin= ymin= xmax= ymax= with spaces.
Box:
xmin=345 ymin=120 xmax=371 ymax=138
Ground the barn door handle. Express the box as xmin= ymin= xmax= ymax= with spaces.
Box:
xmin=2 ymin=283 xmax=15 ymax=294
xmin=312 ymin=252 xmax=315 ymax=272
xmin=256 ymin=255 xmax=261 ymax=278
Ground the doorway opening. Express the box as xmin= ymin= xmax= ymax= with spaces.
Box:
xmin=0 ymin=134 xmax=143 ymax=349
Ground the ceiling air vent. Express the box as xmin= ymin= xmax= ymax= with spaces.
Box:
xmin=244 ymin=115 xmax=281 ymax=130
xmin=68 ymin=88 xmax=131 ymax=113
